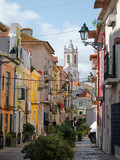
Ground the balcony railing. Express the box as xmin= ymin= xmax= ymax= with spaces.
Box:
xmin=104 ymin=52 xmax=117 ymax=85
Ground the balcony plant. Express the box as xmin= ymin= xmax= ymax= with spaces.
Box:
xmin=6 ymin=131 xmax=16 ymax=147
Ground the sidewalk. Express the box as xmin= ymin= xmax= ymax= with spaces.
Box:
xmin=74 ymin=136 xmax=117 ymax=160
xmin=0 ymin=142 xmax=30 ymax=160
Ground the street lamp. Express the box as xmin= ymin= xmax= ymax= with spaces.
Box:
xmin=9 ymin=47 xmax=17 ymax=60
xmin=0 ymin=47 xmax=17 ymax=64
xmin=79 ymin=23 xmax=104 ymax=51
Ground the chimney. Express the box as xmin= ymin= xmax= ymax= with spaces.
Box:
xmin=22 ymin=28 xmax=33 ymax=36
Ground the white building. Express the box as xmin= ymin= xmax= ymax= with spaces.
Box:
xmin=94 ymin=0 xmax=120 ymax=159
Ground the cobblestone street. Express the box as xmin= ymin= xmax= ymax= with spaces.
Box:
xmin=0 ymin=136 xmax=117 ymax=160
xmin=0 ymin=142 xmax=30 ymax=160
xmin=74 ymin=136 xmax=117 ymax=160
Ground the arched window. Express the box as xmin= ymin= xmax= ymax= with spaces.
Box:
xmin=74 ymin=55 xmax=76 ymax=64
xmin=67 ymin=55 xmax=70 ymax=64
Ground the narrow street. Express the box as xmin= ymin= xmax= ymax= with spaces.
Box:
xmin=0 ymin=136 xmax=117 ymax=160
xmin=74 ymin=136 xmax=117 ymax=160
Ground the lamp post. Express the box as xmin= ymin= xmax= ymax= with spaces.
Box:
xmin=0 ymin=47 xmax=17 ymax=64
xmin=79 ymin=23 xmax=105 ymax=51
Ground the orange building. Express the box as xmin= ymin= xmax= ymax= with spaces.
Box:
xmin=0 ymin=55 xmax=18 ymax=137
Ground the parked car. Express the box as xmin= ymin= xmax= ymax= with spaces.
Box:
xmin=88 ymin=121 xmax=96 ymax=143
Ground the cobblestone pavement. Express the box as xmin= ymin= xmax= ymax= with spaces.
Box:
xmin=0 ymin=137 xmax=117 ymax=160
xmin=0 ymin=142 xmax=30 ymax=160
xmin=74 ymin=136 xmax=117 ymax=160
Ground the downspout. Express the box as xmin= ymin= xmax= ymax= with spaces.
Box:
xmin=97 ymin=50 xmax=99 ymax=127
xmin=0 ymin=57 xmax=2 ymax=108
xmin=13 ymin=66 xmax=16 ymax=132
xmin=102 ymin=32 xmax=105 ymax=128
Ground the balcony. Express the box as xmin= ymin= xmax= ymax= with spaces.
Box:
xmin=104 ymin=52 xmax=117 ymax=85
xmin=41 ymin=96 xmax=52 ymax=105
xmin=4 ymin=105 xmax=15 ymax=110
xmin=44 ymin=69 xmax=52 ymax=80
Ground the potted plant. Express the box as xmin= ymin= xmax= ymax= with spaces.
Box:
xmin=0 ymin=130 xmax=3 ymax=136
xmin=0 ymin=130 xmax=3 ymax=149
xmin=6 ymin=131 xmax=16 ymax=147
xmin=22 ymin=123 xmax=35 ymax=142
xmin=76 ymin=131 xmax=82 ymax=141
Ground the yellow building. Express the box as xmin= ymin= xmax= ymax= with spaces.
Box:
xmin=31 ymin=69 xmax=42 ymax=135
xmin=52 ymin=56 xmax=58 ymax=122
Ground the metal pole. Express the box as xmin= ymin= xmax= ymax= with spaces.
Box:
xmin=25 ymin=87 xmax=28 ymax=124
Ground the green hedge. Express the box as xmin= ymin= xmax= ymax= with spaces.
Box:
xmin=22 ymin=134 xmax=74 ymax=160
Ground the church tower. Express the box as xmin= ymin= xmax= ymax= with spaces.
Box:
xmin=64 ymin=40 xmax=79 ymax=81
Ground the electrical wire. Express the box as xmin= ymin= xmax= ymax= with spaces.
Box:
xmin=0 ymin=0 xmax=83 ymax=12
xmin=33 ymin=29 xmax=79 ymax=37
xmin=0 ymin=76 xmax=89 ymax=82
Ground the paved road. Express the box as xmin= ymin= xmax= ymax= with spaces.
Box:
xmin=0 ymin=142 xmax=29 ymax=160
xmin=74 ymin=136 xmax=117 ymax=160
xmin=0 ymin=136 xmax=117 ymax=160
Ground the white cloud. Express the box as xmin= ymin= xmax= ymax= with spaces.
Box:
xmin=0 ymin=0 xmax=40 ymax=25
xmin=38 ymin=22 xmax=94 ymax=80
xmin=0 ymin=0 xmax=94 ymax=80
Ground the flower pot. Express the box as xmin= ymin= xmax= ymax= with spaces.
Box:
xmin=6 ymin=138 xmax=11 ymax=147
xmin=78 ymin=134 xmax=82 ymax=141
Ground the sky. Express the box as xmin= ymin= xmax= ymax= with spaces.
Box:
xmin=0 ymin=0 xmax=101 ymax=80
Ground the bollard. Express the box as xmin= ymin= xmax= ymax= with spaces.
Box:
xmin=0 ymin=135 xmax=3 ymax=148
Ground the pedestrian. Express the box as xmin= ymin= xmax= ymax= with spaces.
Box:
xmin=72 ymin=119 xmax=75 ymax=131
xmin=45 ymin=118 xmax=49 ymax=133
xmin=53 ymin=119 xmax=56 ymax=126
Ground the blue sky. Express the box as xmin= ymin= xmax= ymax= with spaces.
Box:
xmin=0 ymin=0 xmax=101 ymax=80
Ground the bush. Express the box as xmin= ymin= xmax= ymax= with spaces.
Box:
xmin=21 ymin=134 xmax=74 ymax=160
xmin=76 ymin=123 xmax=88 ymax=136
xmin=64 ymin=117 xmax=72 ymax=126
xmin=23 ymin=123 xmax=35 ymax=136
xmin=59 ymin=123 xmax=76 ymax=147
xmin=6 ymin=131 xmax=16 ymax=139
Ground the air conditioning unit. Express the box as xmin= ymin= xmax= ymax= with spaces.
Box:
xmin=18 ymin=88 xmax=25 ymax=100
xmin=106 ymin=14 xmax=116 ymax=27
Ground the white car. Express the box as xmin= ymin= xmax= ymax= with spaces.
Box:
xmin=88 ymin=121 xmax=96 ymax=143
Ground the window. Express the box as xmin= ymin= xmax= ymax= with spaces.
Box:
xmin=87 ymin=99 xmax=91 ymax=105
xmin=6 ymin=71 xmax=10 ymax=106
xmin=2 ymin=75 xmax=4 ymax=90
xmin=5 ymin=114 xmax=8 ymax=136
xmin=73 ymin=86 xmax=76 ymax=90
xmin=67 ymin=55 xmax=70 ymax=64
xmin=79 ymin=100 xmax=83 ymax=106
xmin=19 ymin=73 xmax=22 ymax=87
xmin=79 ymin=111 xmax=82 ymax=115
xmin=10 ymin=114 xmax=13 ymax=132
xmin=74 ymin=55 xmax=76 ymax=64
xmin=34 ymin=79 xmax=37 ymax=101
